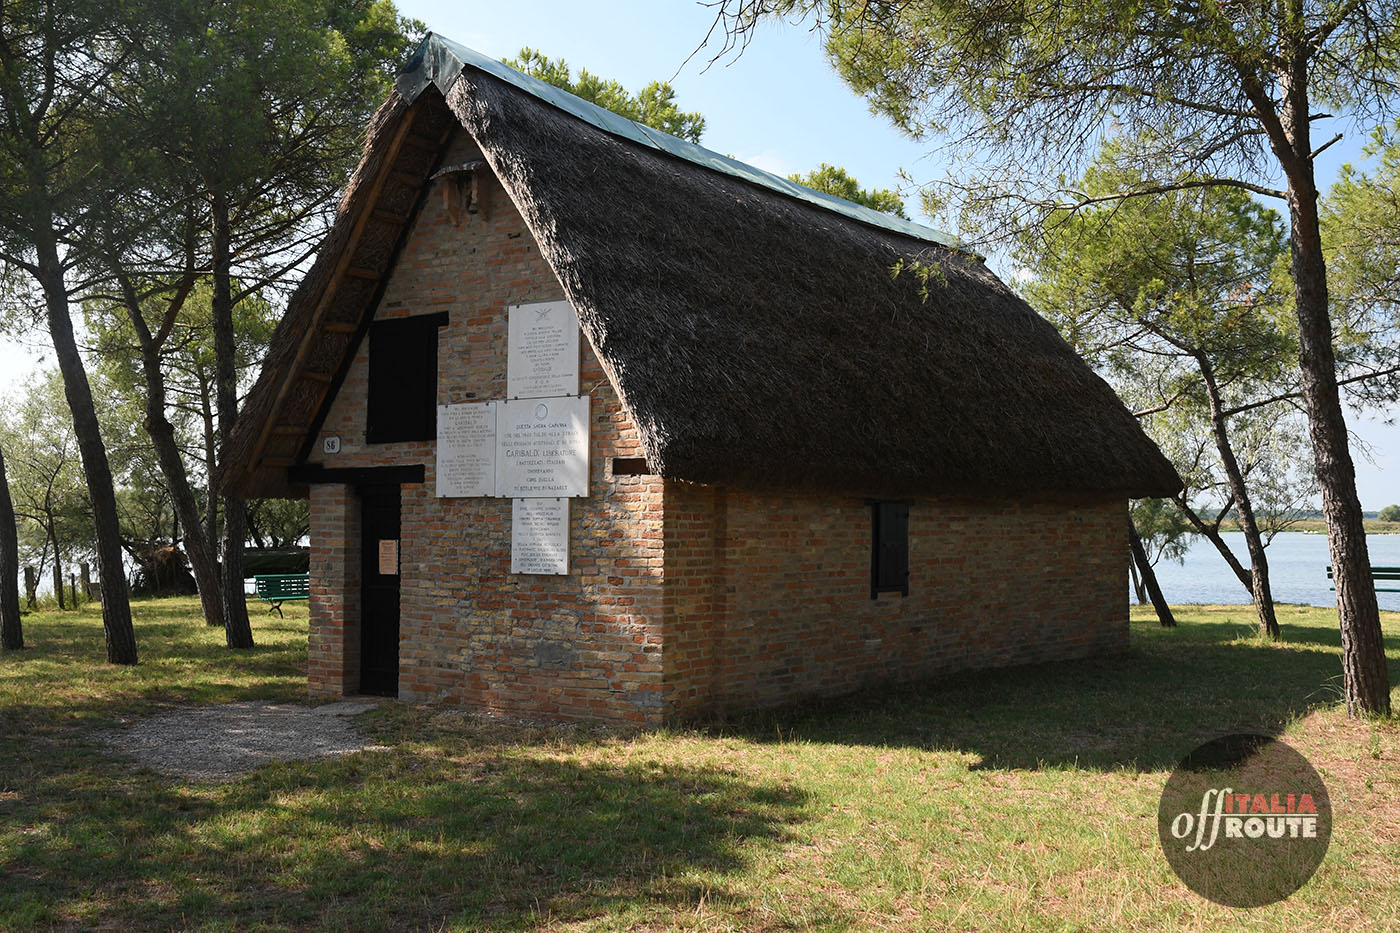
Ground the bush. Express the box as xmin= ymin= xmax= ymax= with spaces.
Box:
xmin=1380 ymin=504 xmax=1400 ymax=523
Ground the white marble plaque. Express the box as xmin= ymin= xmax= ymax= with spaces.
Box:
xmin=511 ymin=498 xmax=569 ymax=575
xmin=497 ymin=396 xmax=590 ymax=498
xmin=507 ymin=300 xmax=579 ymax=399
xmin=436 ymin=401 xmax=497 ymax=497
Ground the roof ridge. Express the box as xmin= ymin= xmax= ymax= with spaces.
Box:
xmin=396 ymin=32 xmax=965 ymax=252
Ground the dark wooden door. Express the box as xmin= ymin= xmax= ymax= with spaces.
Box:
xmin=359 ymin=485 xmax=401 ymax=696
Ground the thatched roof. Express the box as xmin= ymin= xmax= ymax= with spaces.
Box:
xmin=223 ymin=34 xmax=1180 ymax=500
xmin=221 ymin=88 xmax=457 ymax=498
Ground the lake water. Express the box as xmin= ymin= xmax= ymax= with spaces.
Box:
xmin=1144 ymin=531 xmax=1400 ymax=612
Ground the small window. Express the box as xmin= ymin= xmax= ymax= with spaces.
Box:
xmin=871 ymin=501 xmax=910 ymax=599
xmin=610 ymin=457 xmax=650 ymax=476
xmin=366 ymin=313 xmax=448 ymax=443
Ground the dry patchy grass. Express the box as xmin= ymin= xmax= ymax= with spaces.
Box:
xmin=1 ymin=598 xmax=1397 ymax=931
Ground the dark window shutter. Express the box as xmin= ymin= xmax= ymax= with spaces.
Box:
xmin=871 ymin=501 xmax=910 ymax=598
xmin=366 ymin=314 xmax=447 ymax=443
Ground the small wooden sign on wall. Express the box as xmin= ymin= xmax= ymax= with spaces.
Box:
xmin=377 ymin=539 xmax=399 ymax=576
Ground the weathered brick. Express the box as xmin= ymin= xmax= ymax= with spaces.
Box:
xmin=300 ymin=131 xmax=1130 ymax=726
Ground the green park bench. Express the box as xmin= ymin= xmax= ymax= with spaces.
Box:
xmin=1326 ymin=565 xmax=1400 ymax=593
xmin=253 ymin=573 xmax=310 ymax=617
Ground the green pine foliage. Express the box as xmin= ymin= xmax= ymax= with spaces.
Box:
xmin=506 ymin=47 xmax=706 ymax=143
xmin=787 ymin=163 xmax=908 ymax=217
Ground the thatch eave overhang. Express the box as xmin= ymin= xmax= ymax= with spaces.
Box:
xmin=220 ymin=88 xmax=458 ymax=498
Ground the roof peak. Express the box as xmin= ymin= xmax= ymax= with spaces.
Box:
xmin=397 ymin=32 xmax=963 ymax=251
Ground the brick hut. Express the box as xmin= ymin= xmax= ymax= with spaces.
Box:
xmin=222 ymin=34 xmax=1181 ymax=724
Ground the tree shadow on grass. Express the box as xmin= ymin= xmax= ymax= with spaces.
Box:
xmin=719 ymin=621 xmax=1399 ymax=774
xmin=0 ymin=604 xmax=308 ymax=740
xmin=1256 ymin=620 xmax=1400 ymax=652
xmin=0 ymin=738 xmax=809 ymax=930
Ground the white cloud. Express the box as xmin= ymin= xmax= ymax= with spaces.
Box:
xmin=733 ymin=149 xmax=797 ymax=179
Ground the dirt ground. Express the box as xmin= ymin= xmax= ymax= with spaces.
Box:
xmin=98 ymin=698 xmax=385 ymax=780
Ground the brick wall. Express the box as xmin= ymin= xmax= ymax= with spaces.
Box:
xmin=661 ymin=484 xmax=1126 ymax=720
xmin=302 ymin=128 xmax=1129 ymax=726
xmin=307 ymin=483 xmax=360 ymax=697
xmin=306 ymin=130 xmax=666 ymax=723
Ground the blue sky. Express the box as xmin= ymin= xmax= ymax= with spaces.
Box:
xmin=0 ymin=0 xmax=1394 ymax=510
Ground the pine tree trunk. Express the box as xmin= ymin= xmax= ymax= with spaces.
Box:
xmin=1128 ymin=522 xmax=1176 ymax=627
xmin=0 ymin=442 xmax=24 ymax=650
xmin=1173 ymin=496 xmax=1252 ymax=590
xmin=144 ymin=366 xmax=227 ymax=631
xmin=35 ymin=247 xmax=136 ymax=663
xmin=211 ymin=190 xmax=254 ymax=649
xmin=49 ymin=526 xmax=64 ymax=611
xmin=1289 ymin=211 xmax=1389 ymax=715
xmin=1275 ymin=70 xmax=1390 ymax=715
xmin=1129 ymin=553 xmax=1147 ymax=605
xmin=198 ymin=366 xmax=220 ymax=580
xmin=1198 ymin=357 xmax=1279 ymax=639
xmin=121 ymin=282 xmax=227 ymax=632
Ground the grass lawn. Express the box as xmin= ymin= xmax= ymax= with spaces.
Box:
xmin=1 ymin=598 xmax=1398 ymax=931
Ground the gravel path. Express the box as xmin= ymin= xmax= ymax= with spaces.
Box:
xmin=99 ymin=698 xmax=387 ymax=780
